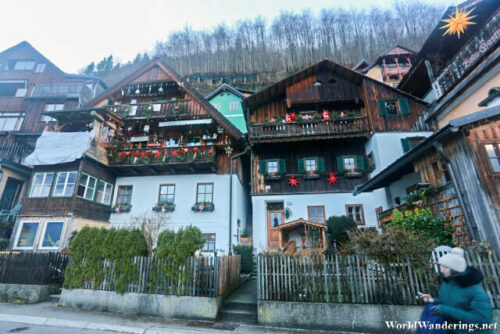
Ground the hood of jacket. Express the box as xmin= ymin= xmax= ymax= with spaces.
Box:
xmin=443 ymin=266 xmax=484 ymax=288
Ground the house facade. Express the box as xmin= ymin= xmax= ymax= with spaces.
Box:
xmin=244 ymin=59 xmax=431 ymax=251
xmin=362 ymin=45 xmax=416 ymax=87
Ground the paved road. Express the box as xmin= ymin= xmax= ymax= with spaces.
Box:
xmin=0 ymin=321 xmax=112 ymax=333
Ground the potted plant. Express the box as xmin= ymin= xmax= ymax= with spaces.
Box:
xmin=152 ymin=202 xmax=175 ymax=213
xmin=303 ymin=168 xmax=321 ymax=179
xmin=113 ymin=203 xmax=132 ymax=213
xmin=191 ymin=202 xmax=215 ymax=212
xmin=344 ymin=168 xmax=363 ymax=178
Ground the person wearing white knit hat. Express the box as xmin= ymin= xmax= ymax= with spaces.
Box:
xmin=419 ymin=247 xmax=493 ymax=334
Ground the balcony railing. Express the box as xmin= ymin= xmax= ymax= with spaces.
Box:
xmin=249 ymin=117 xmax=369 ymax=141
xmin=0 ymin=139 xmax=33 ymax=164
xmin=103 ymin=99 xmax=198 ymax=119
xmin=432 ymin=9 xmax=500 ymax=100
xmin=108 ymin=145 xmax=216 ymax=166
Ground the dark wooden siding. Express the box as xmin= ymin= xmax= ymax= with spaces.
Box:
xmin=252 ymin=139 xmax=368 ymax=194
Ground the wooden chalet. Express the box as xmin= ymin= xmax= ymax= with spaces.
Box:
xmin=363 ymin=45 xmax=416 ymax=87
xmin=244 ymin=58 xmax=430 ymax=251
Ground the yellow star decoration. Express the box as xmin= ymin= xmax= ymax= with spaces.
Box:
xmin=440 ymin=7 xmax=477 ymax=38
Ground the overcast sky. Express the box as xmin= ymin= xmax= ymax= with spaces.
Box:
xmin=1 ymin=0 xmax=455 ymax=73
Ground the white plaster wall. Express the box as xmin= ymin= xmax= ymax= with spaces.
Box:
xmin=365 ymin=132 xmax=433 ymax=176
xmin=385 ymin=172 xmax=421 ymax=208
xmin=109 ymin=174 xmax=247 ymax=253
xmin=251 ymin=190 xmax=388 ymax=252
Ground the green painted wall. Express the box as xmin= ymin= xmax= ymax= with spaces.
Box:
xmin=209 ymin=90 xmax=247 ymax=134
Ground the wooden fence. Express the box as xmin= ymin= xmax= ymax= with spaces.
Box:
xmin=81 ymin=255 xmax=240 ymax=297
xmin=0 ymin=252 xmax=68 ymax=285
xmin=257 ymin=250 xmax=500 ymax=308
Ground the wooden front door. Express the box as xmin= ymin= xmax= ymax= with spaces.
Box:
xmin=267 ymin=210 xmax=283 ymax=249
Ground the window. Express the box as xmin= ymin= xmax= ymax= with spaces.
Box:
xmin=0 ymin=81 xmax=26 ymax=96
xmin=375 ymin=206 xmax=383 ymax=228
xmin=15 ymin=88 xmax=27 ymax=97
xmin=308 ymin=206 xmax=325 ymax=224
xmin=29 ymin=172 xmax=54 ymax=197
xmin=401 ymin=137 xmax=425 ymax=153
xmin=367 ymin=152 xmax=375 ymax=171
xmin=40 ymin=222 xmax=64 ymax=249
xmin=229 ymin=102 xmax=239 ymax=111
xmin=14 ymin=61 xmax=35 ymax=70
xmin=211 ymin=103 xmax=221 ymax=111
xmin=116 ymin=185 xmax=133 ymax=204
xmin=77 ymin=173 xmax=97 ymax=200
xmin=130 ymin=99 xmax=137 ymax=116
xmin=485 ymin=143 xmax=500 ymax=173
xmin=378 ymin=98 xmax=410 ymax=116
xmin=305 ymin=158 xmax=317 ymax=172
xmin=14 ymin=222 xmax=39 ymax=249
xmin=44 ymin=103 xmax=64 ymax=112
xmin=35 ymin=63 xmax=46 ymax=73
xmin=202 ymin=233 xmax=216 ymax=251
xmin=52 ymin=171 xmax=77 ymax=197
xmin=159 ymin=184 xmax=175 ymax=203
xmin=343 ymin=157 xmax=356 ymax=170
xmin=0 ymin=112 xmax=24 ymax=131
xmin=267 ymin=160 xmax=278 ymax=174
xmin=298 ymin=157 xmax=324 ymax=174
xmin=196 ymin=183 xmax=213 ymax=203
xmin=346 ymin=204 xmax=365 ymax=225
xmin=96 ymin=180 xmax=113 ymax=205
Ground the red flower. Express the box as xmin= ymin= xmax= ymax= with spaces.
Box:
xmin=134 ymin=152 xmax=139 ymax=158
xmin=172 ymin=151 xmax=178 ymax=156
xmin=208 ymin=149 xmax=214 ymax=154
xmin=288 ymin=175 xmax=299 ymax=187
xmin=174 ymin=105 xmax=179 ymax=110
xmin=155 ymin=151 xmax=161 ymax=157
xmin=120 ymin=152 xmax=126 ymax=158
xmin=290 ymin=112 xmax=297 ymax=121
xmin=140 ymin=152 xmax=146 ymax=157
xmin=163 ymin=151 xmax=168 ymax=155
xmin=187 ymin=148 xmax=191 ymax=153
xmin=193 ymin=148 xmax=198 ymax=154
xmin=128 ymin=152 xmax=132 ymax=157
xmin=147 ymin=151 xmax=152 ymax=157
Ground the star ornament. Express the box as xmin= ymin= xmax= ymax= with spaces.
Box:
xmin=328 ymin=172 xmax=338 ymax=185
xmin=440 ymin=7 xmax=476 ymax=38
xmin=288 ymin=175 xmax=299 ymax=187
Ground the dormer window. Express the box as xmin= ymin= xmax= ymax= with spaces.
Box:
xmin=14 ymin=61 xmax=35 ymax=71
xmin=378 ymin=98 xmax=411 ymax=116
xmin=385 ymin=100 xmax=398 ymax=115
xmin=313 ymin=80 xmax=322 ymax=86
xmin=35 ymin=63 xmax=46 ymax=73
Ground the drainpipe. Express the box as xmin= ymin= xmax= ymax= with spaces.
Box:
xmin=228 ymin=144 xmax=250 ymax=255
xmin=433 ymin=140 xmax=481 ymax=242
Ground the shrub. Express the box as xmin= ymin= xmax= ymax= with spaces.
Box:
xmin=326 ymin=215 xmax=357 ymax=245
xmin=63 ymin=227 xmax=148 ymax=294
xmin=233 ymin=245 xmax=253 ymax=274
xmin=156 ymin=226 xmax=205 ymax=264
xmin=389 ymin=207 xmax=453 ymax=246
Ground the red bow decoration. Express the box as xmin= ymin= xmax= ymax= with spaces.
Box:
xmin=322 ymin=109 xmax=330 ymax=121
xmin=208 ymin=148 xmax=214 ymax=154
xmin=147 ymin=151 xmax=152 ymax=157
xmin=163 ymin=151 xmax=168 ymax=155
xmin=134 ymin=152 xmax=139 ymax=158
xmin=288 ymin=175 xmax=299 ymax=187
xmin=201 ymin=147 xmax=206 ymax=153
xmin=120 ymin=152 xmax=126 ymax=158
xmin=290 ymin=112 xmax=297 ymax=121
xmin=340 ymin=111 xmax=345 ymax=117
xmin=193 ymin=148 xmax=198 ymax=154
xmin=328 ymin=172 xmax=338 ymax=185
xmin=172 ymin=151 xmax=178 ymax=156
xmin=155 ymin=151 xmax=161 ymax=157
xmin=285 ymin=114 xmax=292 ymax=124
xmin=128 ymin=152 xmax=132 ymax=157
xmin=140 ymin=152 xmax=146 ymax=157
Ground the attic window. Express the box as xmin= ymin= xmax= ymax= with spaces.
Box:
xmin=313 ymin=80 xmax=322 ymax=87
xmin=328 ymin=78 xmax=337 ymax=84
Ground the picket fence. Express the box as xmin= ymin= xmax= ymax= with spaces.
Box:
xmin=0 ymin=252 xmax=68 ymax=285
xmin=257 ymin=250 xmax=500 ymax=308
xmin=82 ymin=255 xmax=240 ymax=297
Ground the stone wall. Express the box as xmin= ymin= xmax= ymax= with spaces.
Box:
xmin=61 ymin=289 xmax=223 ymax=320
xmin=0 ymin=284 xmax=52 ymax=303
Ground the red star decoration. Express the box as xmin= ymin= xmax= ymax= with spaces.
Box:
xmin=328 ymin=172 xmax=338 ymax=185
xmin=288 ymin=175 xmax=299 ymax=187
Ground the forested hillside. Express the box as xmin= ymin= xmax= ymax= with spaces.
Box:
xmin=82 ymin=1 xmax=446 ymax=93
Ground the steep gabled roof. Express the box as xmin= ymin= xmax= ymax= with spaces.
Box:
xmin=205 ymin=83 xmax=254 ymax=100
xmin=352 ymin=59 xmax=369 ymax=72
xmin=244 ymin=58 xmax=426 ymax=110
xmin=0 ymin=41 xmax=65 ymax=75
xmin=85 ymin=59 xmax=242 ymax=140
xmin=365 ymin=44 xmax=416 ymax=71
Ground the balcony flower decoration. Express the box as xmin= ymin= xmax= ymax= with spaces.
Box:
xmin=285 ymin=114 xmax=292 ymax=124
xmin=113 ymin=203 xmax=132 ymax=213
xmin=188 ymin=148 xmax=199 ymax=162
xmin=152 ymin=202 xmax=175 ymax=213
xmin=205 ymin=147 xmax=216 ymax=162
xmin=322 ymin=109 xmax=330 ymax=121
xmin=192 ymin=201 xmax=214 ymax=212
xmin=290 ymin=112 xmax=297 ymax=122
xmin=144 ymin=104 xmax=154 ymax=119
xmin=173 ymin=148 xmax=186 ymax=161
xmin=172 ymin=102 xmax=184 ymax=116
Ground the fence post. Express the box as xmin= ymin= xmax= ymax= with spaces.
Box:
xmin=323 ymin=254 xmax=329 ymax=303
xmin=214 ymin=255 xmax=219 ymax=297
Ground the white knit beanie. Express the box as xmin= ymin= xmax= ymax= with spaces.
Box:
xmin=437 ymin=247 xmax=467 ymax=273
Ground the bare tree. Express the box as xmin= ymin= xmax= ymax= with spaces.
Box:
xmin=130 ymin=212 xmax=171 ymax=256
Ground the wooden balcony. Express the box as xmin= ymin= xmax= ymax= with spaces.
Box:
xmin=249 ymin=117 xmax=369 ymax=143
xmin=108 ymin=145 xmax=217 ymax=176
xmin=103 ymin=99 xmax=203 ymax=119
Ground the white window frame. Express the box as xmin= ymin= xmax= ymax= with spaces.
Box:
xmin=35 ymin=63 xmax=46 ymax=73
xmin=159 ymin=184 xmax=175 ymax=204
xmin=38 ymin=221 xmax=64 ymax=250
xmin=44 ymin=103 xmax=64 ymax=112
xmin=15 ymin=88 xmax=27 ymax=97
xmin=13 ymin=221 xmax=40 ymax=250
xmin=229 ymin=102 xmax=239 ymax=111
xmin=29 ymin=172 xmax=54 ymax=198
xmin=202 ymin=233 xmax=216 ymax=252
xmin=343 ymin=157 xmax=356 ymax=170
xmin=14 ymin=61 xmax=36 ymax=70
xmin=211 ymin=103 xmax=221 ymax=111
xmin=305 ymin=158 xmax=317 ymax=172
xmin=0 ymin=112 xmax=25 ymax=131
xmin=96 ymin=180 xmax=113 ymax=205
xmin=267 ymin=160 xmax=278 ymax=174
xmin=52 ymin=171 xmax=78 ymax=197
xmin=77 ymin=173 xmax=97 ymax=201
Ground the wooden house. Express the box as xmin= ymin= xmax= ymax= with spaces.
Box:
xmin=11 ymin=59 xmax=249 ymax=253
xmin=244 ymin=59 xmax=431 ymax=251
xmin=363 ymin=45 xmax=416 ymax=87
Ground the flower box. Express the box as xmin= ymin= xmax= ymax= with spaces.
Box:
xmin=344 ymin=171 xmax=363 ymax=178
xmin=113 ymin=203 xmax=132 ymax=213
xmin=191 ymin=202 xmax=214 ymax=212
xmin=264 ymin=173 xmax=283 ymax=181
xmin=152 ymin=202 xmax=175 ymax=213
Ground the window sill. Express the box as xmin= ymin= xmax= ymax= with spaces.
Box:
xmin=304 ymin=174 xmax=321 ymax=179
xmin=264 ymin=175 xmax=283 ymax=181
xmin=344 ymin=172 xmax=363 ymax=178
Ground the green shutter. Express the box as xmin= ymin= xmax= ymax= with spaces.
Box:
xmin=378 ymin=99 xmax=388 ymax=116
xmin=399 ymin=98 xmax=411 ymax=115
xmin=356 ymin=156 xmax=366 ymax=171
xmin=317 ymin=157 xmax=325 ymax=172
xmin=259 ymin=160 xmax=267 ymax=175
xmin=297 ymin=158 xmax=305 ymax=173
xmin=401 ymin=138 xmax=410 ymax=153
xmin=278 ymin=159 xmax=286 ymax=174
xmin=336 ymin=156 xmax=345 ymax=173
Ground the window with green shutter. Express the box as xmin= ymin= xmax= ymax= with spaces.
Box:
xmin=260 ymin=159 xmax=286 ymax=176
xmin=379 ymin=98 xmax=411 ymax=116
xmin=336 ymin=156 xmax=345 ymax=173
xmin=398 ymin=98 xmax=411 ymax=115
xmin=278 ymin=159 xmax=286 ymax=174
xmin=298 ymin=158 xmax=305 ymax=173
xmin=378 ymin=99 xmax=388 ymax=116
xmin=259 ymin=160 xmax=267 ymax=175
xmin=300 ymin=157 xmax=325 ymax=174
xmin=356 ymin=156 xmax=366 ymax=171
